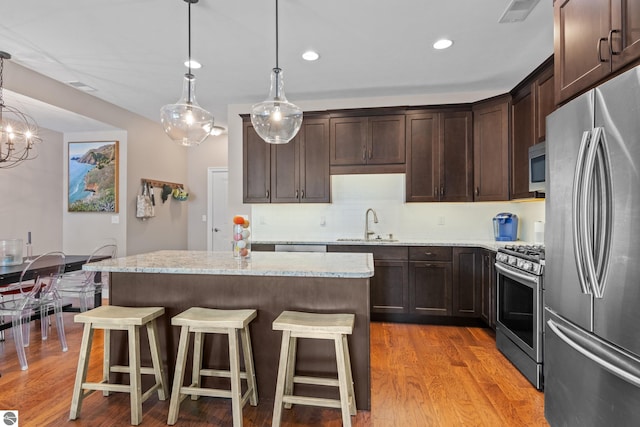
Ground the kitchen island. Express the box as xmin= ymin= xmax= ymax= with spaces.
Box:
xmin=84 ymin=250 xmax=374 ymax=409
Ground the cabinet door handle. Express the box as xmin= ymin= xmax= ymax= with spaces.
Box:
xmin=368 ymin=148 xmax=372 ymax=159
xmin=435 ymin=186 xmax=439 ymax=199
xmin=301 ymin=189 xmax=305 ymax=199
xmin=423 ymin=264 xmax=435 ymax=268
xmin=608 ymin=29 xmax=621 ymax=56
xmin=475 ymin=187 xmax=480 ymax=196
xmin=424 ymin=252 xmax=434 ymax=256
xmin=362 ymin=146 xmax=367 ymax=161
xmin=597 ymin=37 xmax=609 ymax=62
xmin=440 ymin=186 xmax=444 ymax=197
xmin=266 ymin=190 xmax=270 ymax=199
xmin=295 ymin=189 xmax=299 ymax=199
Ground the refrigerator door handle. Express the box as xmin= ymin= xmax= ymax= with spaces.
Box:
xmin=547 ymin=318 xmax=640 ymax=388
xmin=572 ymin=130 xmax=592 ymax=295
xmin=592 ymin=127 xmax=613 ymax=298
xmin=581 ymin=127 xmax=612 ymax=299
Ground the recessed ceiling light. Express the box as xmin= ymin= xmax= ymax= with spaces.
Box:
xmin=302 ymin=50 xmax=320 ymax=61
xmin=184 ymin=59 xmax=201 ymax=69
xmin=433 ymin=39 xmax=453 ymax=50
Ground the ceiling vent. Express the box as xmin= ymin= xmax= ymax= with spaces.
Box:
xmin=67 ymin=81 xmax=96 ymax=92
xmin=498 ymin=0 xmax=540 ymax=23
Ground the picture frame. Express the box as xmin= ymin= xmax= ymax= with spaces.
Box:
xmin=68 ymin=140 xmax=119 ymax=212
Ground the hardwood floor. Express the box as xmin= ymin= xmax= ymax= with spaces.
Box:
xmin=0 ymin=311 xmax=548 ymax=426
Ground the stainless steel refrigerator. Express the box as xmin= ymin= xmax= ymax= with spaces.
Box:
xmin=545 ymin=65 xmax=640 ymax=426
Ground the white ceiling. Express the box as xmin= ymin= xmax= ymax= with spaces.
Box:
xmin=0 ymin=0 xmax=553 ymax=132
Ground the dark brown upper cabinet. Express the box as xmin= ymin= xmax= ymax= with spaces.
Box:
xmin=472 ymin=95 xmax=511 ymax=201
xmin=243 ymin=121 xmax=271 ymax=203
xmin=271 ymin=117 xmax=330 ymax=203
xmin=510 ymin=57 xmax=554 ymax=200
xmin=554 ymin=0 xmax=640 ymax=105
xmin=243 ymin=116 xmax=330 ymax=204
xmin=329 ymin=111 xmax=406 ymax=174
xmin=406 ymin=109 xmax=473 ymax=202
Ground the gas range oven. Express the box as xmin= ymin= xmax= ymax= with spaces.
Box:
xmin=495 ymin=244 xmax=545 ymax=390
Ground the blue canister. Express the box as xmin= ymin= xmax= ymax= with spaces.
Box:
xmin=493 ymin=213 xmax=518 ymax=241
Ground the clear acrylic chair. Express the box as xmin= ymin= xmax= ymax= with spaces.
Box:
xmin=0 ymin=251 xmax=68 ymax=370
xmin=58 ymin=244 xmax=117 ymax=312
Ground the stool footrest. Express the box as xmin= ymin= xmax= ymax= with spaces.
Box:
xmin=111 ymin=365 xmax=157 ymax=376
xmin=282 ymin=395 xmax=342 ymax=409
xmin=293 ymin=375 xmax=339 ymax=387
xmin=82 ymin=382 xmax=131 ymax=394
xmin=199 ymin=368 xmax=249 ymax=380
xmin=181 ymin=385 xmax=233 ymax=399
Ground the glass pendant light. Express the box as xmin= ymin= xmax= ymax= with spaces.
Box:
xmin=250 ymin=0 xmax=302 ymax=144
xmin=160 ymin=0 xmax=213 ymax=147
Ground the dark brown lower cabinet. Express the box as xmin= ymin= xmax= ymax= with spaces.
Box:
xmin=452 ymin=247 xmax=480 ymax=317
xmin=327 ymin=245 xmax=409 ymax=315
xmin=315 ymin=244 xmax=495 ymax=326
xmin=371 ymin=259 xmax=409 ymax=314
xmin=409 ymin=261 xmax=452 ymax=316
xmin=480 ymin=249 xmax=497 ymax=329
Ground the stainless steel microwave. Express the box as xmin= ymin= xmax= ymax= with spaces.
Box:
xmin=528 ymin=141 xmax=546 ymax=193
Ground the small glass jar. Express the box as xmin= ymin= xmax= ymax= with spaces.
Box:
xmin=1 ymin=239 xmax=24 ymax=266
xmin=232 ymin=215 xmax=251 ymax=259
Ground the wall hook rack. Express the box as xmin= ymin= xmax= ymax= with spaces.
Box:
xmin=141 ymin=178 xmax=184 ymax=190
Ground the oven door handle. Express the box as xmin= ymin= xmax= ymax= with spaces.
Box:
xmin=495 ymin=263 xmax=538 ymax=287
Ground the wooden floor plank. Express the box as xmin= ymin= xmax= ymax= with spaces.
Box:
xmin=0 ymin=313 xmax=548 ymax=426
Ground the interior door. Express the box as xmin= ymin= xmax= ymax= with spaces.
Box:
xmin=209 ymin=168 xmax=231 ymax=251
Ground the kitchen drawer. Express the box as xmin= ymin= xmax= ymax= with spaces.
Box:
xmin=327 ymin=245 xmax=407 ymax=260
xmin=409 ymin=246 xmax=452 ymax=261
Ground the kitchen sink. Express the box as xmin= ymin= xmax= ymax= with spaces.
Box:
xmin=336 ymin=238 xmax=399 ymax=243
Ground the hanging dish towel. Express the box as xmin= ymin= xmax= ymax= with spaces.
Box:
xmin=136 ymin=182 xmax=155 ymax=219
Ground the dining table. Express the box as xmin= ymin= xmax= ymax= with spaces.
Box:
xmin=0 ymin=254 xmax=102 ymax=317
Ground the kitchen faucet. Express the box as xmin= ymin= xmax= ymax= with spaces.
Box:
xmin=365 ymin=208 xmax=379 ymax=240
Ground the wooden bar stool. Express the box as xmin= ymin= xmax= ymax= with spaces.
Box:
xmin=69 ymin=305 xmax=168 ymax=426
xmin=272 ymin=310 xmax=357 ymax=427
xmin=167 ymin=307 xmax=258 ymax=427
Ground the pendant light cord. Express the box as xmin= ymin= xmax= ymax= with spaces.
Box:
xmin=274 ymin=0 xmax=281 ymax=99
xmin=0 ymin=54 xmax=5 ymax=107
xmin=275 ymin=0 xmax=279 ymax=71
xmin=187 ymin=0 xmax=193 ymax=103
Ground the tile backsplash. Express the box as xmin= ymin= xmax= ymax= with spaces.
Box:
xmin=251 ymin=174 xmax=545 ymax=243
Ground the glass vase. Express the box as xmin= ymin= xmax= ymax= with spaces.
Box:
xmin=232 ymin=215 xmax=251 ymax=259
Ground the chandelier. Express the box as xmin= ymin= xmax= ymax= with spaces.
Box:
xmin=250 ymin=0 xmax=303 ymax=144
xmin=0 ymin=52 xmax=42 ymax=169
xmin=160 ymin=0 xmax=214 ymax=147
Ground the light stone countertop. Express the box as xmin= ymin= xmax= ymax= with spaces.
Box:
xmin=83 ymin=250 xmax=374 ymax=278
xmin=253 ymin=239 xmax=517 ymax=252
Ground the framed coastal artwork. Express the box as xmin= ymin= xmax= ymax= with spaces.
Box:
xmin=68 ymin=141 xmax=119 ymax=212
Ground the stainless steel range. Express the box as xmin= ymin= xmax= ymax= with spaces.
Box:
xmin=495 ymin=244 xmax=544 ymax=390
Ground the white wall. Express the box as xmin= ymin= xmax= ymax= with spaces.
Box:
xmin=5 ymin=61 xmax=189 ymax=256
xmin=187 ymin=133 xmax=228 ymax=250
xmin=252 ymin=174 xmax=544 ymax=243
xmin=0 ymin=128 xmax=64 ymax=255
xmin=62 ymin=130 xmax=128 ymax=255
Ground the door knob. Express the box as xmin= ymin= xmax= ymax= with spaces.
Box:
xmin=214 ymin=228 xmax=220 ymax=232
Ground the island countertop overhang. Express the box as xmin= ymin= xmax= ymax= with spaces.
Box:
xmin=83 ymin=250 xmax=374 ymax=278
